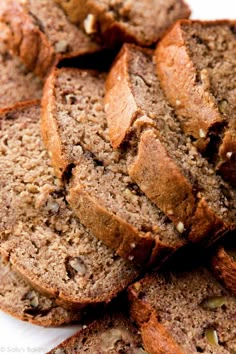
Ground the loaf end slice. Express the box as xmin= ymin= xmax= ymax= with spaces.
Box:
xmin=0 ymin=101 xmax=139 ymax=308
xmin=48 ymin=310 xmax=145 ymax=353
xmin=42 ymin=67 xmax=187 ymax=266
xmin=0 ymin=0 xmax=100 ymax=78
xmin=0 ymin=257 xmax=81 ymax=327
xmin=105 ymin=43 xmax=236 ymax=245
xmin=155 ymin=19 xmax=236 ymax=186
xmin=128 ymin=268 xmax=236 ymax=353
xmin=55 ymin=0 xmax=191 ymax=47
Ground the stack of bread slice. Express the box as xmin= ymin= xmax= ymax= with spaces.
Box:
xmin=0 ymin=0 xmax=235 ymax=353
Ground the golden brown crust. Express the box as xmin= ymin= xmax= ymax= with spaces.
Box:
xmin=141 ymin=312 xmax=185 ymax=354
xmin=105 ymin=45 xmax=141 ymax=148
xmin=155 ymin=19 xmax=223 ymax=141
xmin=41 ymin=68 xmax=71 ymax=179
xmin=128 ymin=284 xmax=184 ymax=354
xmin=187 ymin=198 xmax=226 ymax=244
xmin=129 ymin=130 xmax=227 ymax=243
xmin=211 ymin=247 xmax=236 ymax=295
xmin=128 ymin=129 xmax=195 ymax=229
xmin=67 ymin=179 xmax=173 ymax=266
xmin=0 ymin=99 xmax=41 ymax=116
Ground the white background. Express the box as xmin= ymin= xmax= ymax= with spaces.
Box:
xmin=0 ymin=1 xmax=235 ymax=353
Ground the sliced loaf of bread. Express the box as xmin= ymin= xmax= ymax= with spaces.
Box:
xmin=54 ymin=0 xmax=191 ymax=47
xmin=0 ymin=0 xmax=100 ymax=78
xmin=41 ymin=67 xmax=186 ymax=266
xmin=211 ymin=238 xmax=236 ymax=295
xmin=105 ymin=44 xmax=236 ymax=245
xmin=128 ymin=267 xmax=236 ymax=354
xmin=0 ymin=257 xmax=81 ymax=326
xmin=155 ymin=20 xmax=236 ymax=187
xmin=0 ymin=43 xmax=42 ymax=108
xmin=0 ymin=101 xmax=139 ymax=308
xmin=48 ymin=310 xmax=145 ymax=353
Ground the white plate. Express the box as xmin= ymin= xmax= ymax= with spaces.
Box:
xmin=0 ymin=1 xmax=235 ymax=352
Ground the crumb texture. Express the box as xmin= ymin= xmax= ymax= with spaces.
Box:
xmin=55 ymin=0 xmax=190 ymax=46
xmin=43 ymin=67 xmax=185 ymax=265
xmin=48 ymin=311 xmax=145 ymax=354
xmin=130 ymin=268 xmax=236 ymax=353
xmin=105 ymin=44 xmax=236 ymax=243
xmin=0 ymin=43 xmax=42 ymax=108
xmin=0 ymin=103 xmax=139 ymax=307
xmin=0 ymin=257 xmax=80 ymax=326
xmin=0 ymin=0 xmax=99 ymax=77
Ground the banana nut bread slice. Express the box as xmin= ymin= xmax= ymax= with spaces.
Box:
xmin=0 ymin=0 xmax=100 ymax=78
xmin=0 ymin=43 xmax=42 ymax=109
xmin=41 ymin=67 xmax=186 ymax=266
xmin=155 ymin=20 xmax=236 ymax=187
xmin=54 ymin=0 xmax=191 ymax=47
xmin=0 ymin=101 xmax=139 ymax=308
xmin=128 ymin=267 xmax=236 ymax=354
xmin=105 ymin=43 xmax=236 ymax=245
xmin=0 ymin=257 xmax=81 ymax=326
xmin=211 ymin=238 xmax=236 ymax=296
xmin=48 ymin=310 xmax=146 ymax=353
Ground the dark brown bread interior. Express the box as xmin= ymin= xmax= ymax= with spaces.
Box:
xmin=105 ymin=43 xmax=236 ymax=246
xmin=0 ymin=101 xmax=139 ymax=308
xmin=129 ymin=267 xmax=236 ymax=354
xmin=0 ymin=257 xmax=81 ymax=326
xmin=55 ymin=0 xmax=191 ymax=47
xmin=48 ymin=310 xmax=145 ymax=353
xmin=0 ymin=43 xmax=42 ymax=109
xmin=0 ymin=0 xmax=100 ymax=78
xmin=41 ymin=67 xmax=187 ymax=266
xmin=155 ymin=20 xmax=236 ymax=187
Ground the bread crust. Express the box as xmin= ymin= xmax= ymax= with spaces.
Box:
xmin=67 ymin=182 xmax=154 ymax=265
xmin=155 ymin=20 xmax=223 ymax=140
xmin=129 ymin=129 xmax=226 ymax=243
xmin=105 ymin=44 xmax=229 ymax=245
xmin=128 ymin=129 xmax=196 ymax=227
xmin=211 ymin=246 xmax=236 ymax=295
xmin=41 ymin=68 xmax=71 ymax=179
xmin=128 ymin=284 xmax=184 ymax=354
xmin=68 ymin=179 xmax=181 ymax=266
xmin=155 ymin=19 xmax=236 ymax=185
xmin=105 ymin=44 xmax=143 ymax=149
